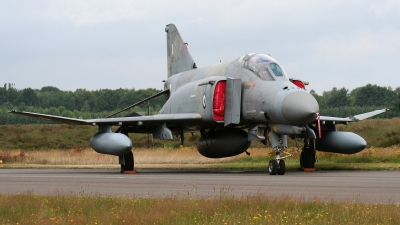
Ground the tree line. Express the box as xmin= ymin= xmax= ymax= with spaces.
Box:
xmin=0 ymin=83 xmax=166 ymax=124
xmin=311 ymin=84 xmax=400 ymax=118
xmin=0 ymin=83 xmax=399 ymax=125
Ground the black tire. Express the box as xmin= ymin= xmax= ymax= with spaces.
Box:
xmin=121 ymin=151 xmax=134 ymax=172
xmin=303 ymin=149 xmax=315 ymax=168
xmin=269 ymin=160 xmax=278 ymax=175
xmin=278 ymin=160 xmax=286 ymax=175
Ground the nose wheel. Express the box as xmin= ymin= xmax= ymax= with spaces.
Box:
xmin=267 ymin=132 xmax=290 ymax=175
xmin=269 ymin=159 xmax=286 ymax=175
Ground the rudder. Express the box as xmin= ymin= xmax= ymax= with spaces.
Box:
xmin=165 ymin=24 xmax=197 ymax=77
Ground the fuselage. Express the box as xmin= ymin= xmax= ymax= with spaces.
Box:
xmin=160 ymin=53 xmax=319 ymax=129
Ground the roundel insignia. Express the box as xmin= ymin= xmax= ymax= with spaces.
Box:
xmin=202 ymin=95 xmax=206 ymax=109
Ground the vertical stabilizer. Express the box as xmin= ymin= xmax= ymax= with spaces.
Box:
xmin=165 ymin=24 xmax=197 ymax=77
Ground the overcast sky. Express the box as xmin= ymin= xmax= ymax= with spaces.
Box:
xmin=1 ymin=0 xmax=399 ymax=94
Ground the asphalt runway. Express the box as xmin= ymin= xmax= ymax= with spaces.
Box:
xmin=1 ymin=169 xmax=399 ymax=204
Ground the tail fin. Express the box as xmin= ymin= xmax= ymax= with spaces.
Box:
xmin=165 ymin=24 xmax=197 ymax=77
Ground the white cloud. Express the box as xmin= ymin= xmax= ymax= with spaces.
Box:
xmin=369 ymin=0 xmax=400 ymax=17
xmin=46 ymin=1 xmax=153 ymax=25
xmin=1 ymin=0 xmax=400 ymax=94
xmin=186 ymin=17 xmax=206 ymax=25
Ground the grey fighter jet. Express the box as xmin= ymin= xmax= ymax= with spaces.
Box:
xmin=10 ymin=24 xmax=388 ymax=175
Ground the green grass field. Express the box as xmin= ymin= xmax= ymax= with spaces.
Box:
xmin=1 ymin=119 xmax=400 ymax=224
xmin=1 ymin=146 xmax=400 ymax=171
xmin=1 ymin=118 xmax=399 ymax=150
xmin=1 ymin=193 xmax=399 ymax=225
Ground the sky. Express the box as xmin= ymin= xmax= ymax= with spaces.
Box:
xmin=1 ymin=0 xmax=399 ymax=94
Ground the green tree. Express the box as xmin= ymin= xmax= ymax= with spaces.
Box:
xmin=43 ymin=107 xmax=60 ymax=116
xmin=40 ymin=86 xmax=61 ymax=92
xmin=310 ymin=89 xmax=326 ymax=109
xmin=74 ymin=89 xmax=95 ymax=112
xmin=94 ymin=89 xmax=124 ymax=112
xmin=395 ymin=87 xmax=400 ymax=112
xmin=352 ymin=84 xmax=396 ymax=107
xmin=58 ymin=106 xmax=66 ymax=114
xmin=0 ymin=84 xmax=7 ymax=104
xmin=0 ymin=83 xmax=19 ymax=105
xmin=18 ymin=88 xmax=38 ymax=106
xmin=326 ymin=87 xmax=350 ymax=108
xmin=61 ymin=110 xmax=74 ymax=118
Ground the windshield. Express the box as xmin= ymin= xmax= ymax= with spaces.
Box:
xmin=245 ymin=54 xmax=273 ymax=73
xmin=243 ymin=54 xmax=288 ymax=81
xmin=258 ymin=64 xmax=274 ymax=81
xmin=270 ymin=63 xmax=283 ymax=76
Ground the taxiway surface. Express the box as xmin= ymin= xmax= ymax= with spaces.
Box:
xmin=1 ymin=169 xmax=399 ymax=203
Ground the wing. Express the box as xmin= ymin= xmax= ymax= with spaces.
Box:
xmin=9 ymin=110 xmax=202 ymax=127
xmin=318 ymin=108 xmax=389 ymax=124
xmin=9 ymin=110 xmax=88 ymax=125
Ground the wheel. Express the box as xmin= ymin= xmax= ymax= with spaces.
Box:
xmin=278 ymin=160 xmax=286 ymax=175
xmin=268 ymin=160 xmax=278 ymax=175
xmin=302 ymin=148 xmax=315 ymax=169
xmin=120 ymin=151 xmax=134 ymax=173
xmin=124 ymin=151 xmax=134 ymax=171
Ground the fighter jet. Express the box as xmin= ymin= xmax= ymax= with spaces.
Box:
xmin=10 ymin=24 xmax=388 ymax=175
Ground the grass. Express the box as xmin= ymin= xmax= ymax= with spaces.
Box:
xmin=1 ymin=146 xmax=400 ymax=171
xmin=1 ymin=118 xmax=400 ymax=150
xmin=0 ymin=193 xmax=399 ymax=224
xmin=2 ymin=120 xmax=400 ymax=224
xmin=0 ymin=124 xmax=97 ymax=150
xmin=336 ymin=117 xmax=400 ymax=147
xmin=1 ymin=118 xmax=400 ymax=170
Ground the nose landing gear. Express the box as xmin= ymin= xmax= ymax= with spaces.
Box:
xmin=269 ymin=160 xmax=286 ymax=175
xmin=268 ymin=149 xmax=292 ymax=175
xmin=268 ymin=132 xmax=292 ymax=175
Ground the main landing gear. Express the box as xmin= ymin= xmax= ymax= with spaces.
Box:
xmin=119 ymin=151 xmax=136 ymax=174
xmin=117 ymin=127 xmax=136 ymax=174
xmin=300 ymin=138 xmax=316 ymax=171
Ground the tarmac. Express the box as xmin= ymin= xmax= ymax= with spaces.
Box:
xmin=1 ymin=169 xmax=399 ymax=204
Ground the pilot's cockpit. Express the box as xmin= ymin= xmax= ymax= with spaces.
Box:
xmin=239 ymin=53 xmax=289 ymax=81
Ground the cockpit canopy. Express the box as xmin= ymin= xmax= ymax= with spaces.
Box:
xmin=239 ymin=53 xmax=289 ymax=81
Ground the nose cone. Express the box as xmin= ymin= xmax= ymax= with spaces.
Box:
xmin=281 ymin=91 xmax=319 ymax=125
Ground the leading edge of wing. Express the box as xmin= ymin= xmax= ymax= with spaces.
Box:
xmin=87 ymin=113 xmax=202 ymax=126
xmin=9 ymin=110 xmax=202 ymax=126
xmin=318 ymin=108 xmax=389 ymax=124
xmin=9 ymin=110 xmax=89 ymax=125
